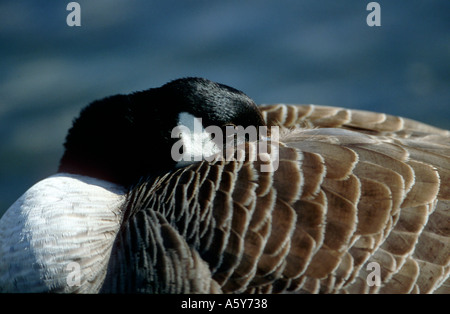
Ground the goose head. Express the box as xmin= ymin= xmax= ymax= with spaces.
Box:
xmin=58 ymin=77 xmax=266 ymax=187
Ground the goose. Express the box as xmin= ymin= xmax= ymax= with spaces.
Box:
xmin=0 ymin=77 xmax=449 ymax=293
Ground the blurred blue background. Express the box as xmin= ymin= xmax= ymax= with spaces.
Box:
xmin=1 ymin=0 xmax=449 ymax=216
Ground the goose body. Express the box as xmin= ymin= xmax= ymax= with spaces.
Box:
xmin=0 ymin=78 xmax=448 ymax=293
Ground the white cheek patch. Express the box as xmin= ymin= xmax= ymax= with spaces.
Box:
xmin=171 ymin=113 xmax=282 ymax=173
xmin=171 ymin=112 xmax=222 ymax=167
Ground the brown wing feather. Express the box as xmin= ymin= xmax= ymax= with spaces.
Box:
xmin=107 ymin=104 xmax=449 ymax=294
xmin=256 ymin=104 xmax=449 ymax=293
xmin=260 ymin=104 xmax=450 ymax=137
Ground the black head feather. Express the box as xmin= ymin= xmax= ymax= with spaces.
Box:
xmin=58 ymin=77 xmax=265 ymax=187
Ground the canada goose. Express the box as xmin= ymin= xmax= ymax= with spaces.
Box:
xmin=0 ymin=78 xmax=448 ymax=293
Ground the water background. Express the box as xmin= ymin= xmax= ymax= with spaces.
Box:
xmin=1 ymin=0 xmax=449 ymax=217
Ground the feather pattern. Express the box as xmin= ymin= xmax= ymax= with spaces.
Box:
xmin=102 ymin=104 xmax=450 ymax=294
xmin=0 ymin=174 xmax=126 ymax=293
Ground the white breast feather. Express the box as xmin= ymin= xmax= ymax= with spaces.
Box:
xmin=0 ymin=173 xmax=126 ymax=293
